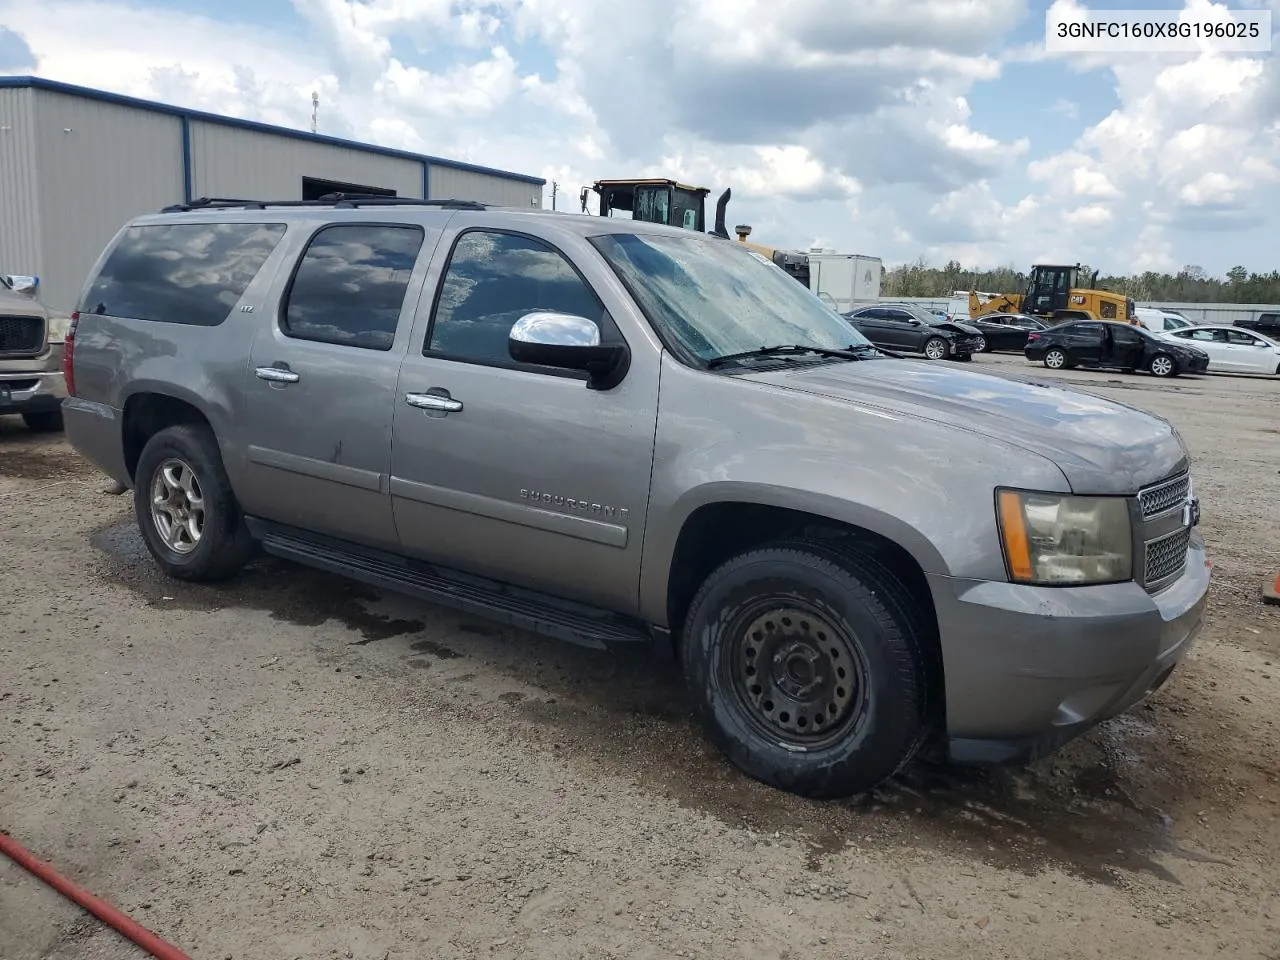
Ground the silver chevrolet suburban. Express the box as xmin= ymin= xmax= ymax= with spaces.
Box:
xmin=61 ymin=197 xmax=1210 ymax=798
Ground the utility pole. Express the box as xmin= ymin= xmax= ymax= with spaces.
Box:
xmin=551 ymin=180 xmax=558 ymax=211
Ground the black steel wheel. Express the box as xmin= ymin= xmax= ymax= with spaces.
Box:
xmin=725 ymin=603 xmax=870 ymax=749
xmin=681 ymin=540 xmax=931 ymax=798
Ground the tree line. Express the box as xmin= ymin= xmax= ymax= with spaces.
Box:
xmin=881 ymin=259 xmax=1280 ymax=304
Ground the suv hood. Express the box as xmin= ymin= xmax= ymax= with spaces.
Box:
xmin=743 ymin=358 xmax=1187 ymax=494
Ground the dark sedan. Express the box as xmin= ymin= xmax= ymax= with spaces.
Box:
xmin=965 ymin=312 xmax=1047 ymax=352
xmin=843 ymin=302 xmax=984 ymax=361
xmin=1024 ymin=319 xmax=1210 ymax=378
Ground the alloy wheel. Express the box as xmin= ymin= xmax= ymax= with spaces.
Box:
xmin=150 ymin=457 xmax=205 ymax=555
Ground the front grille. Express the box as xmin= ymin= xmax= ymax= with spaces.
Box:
xmin=0 ymin=315 xmax=44 ymax=355
xmin=1138 ymin=472 xmax=1189 ymax=519
xmin=1144 ymin=526 xmax=1190 ymax=588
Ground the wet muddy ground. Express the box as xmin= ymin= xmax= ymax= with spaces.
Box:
xmin=1 ymin=355 xmax=1278 ymax=959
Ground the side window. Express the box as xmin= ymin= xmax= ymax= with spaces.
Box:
xmin=1186 ymin=328 xmax=1217 ymax=342
xmin=281 ymin=223 xmax=425 ymax=351
xmin=1112 ymin=326 xmax=1142 ymax=345
xmin=1072 ymin=322 xmax=1103 ymax=337
xmin=883 ymin=310 xmax=911 ymax=323
xmin=1226 ymin=329 xmax=1259 ymax=345
xmin=81 ymin=222 xmax=287 ymax=326
xmin=427 ymin=230 xmax=611 ymax=366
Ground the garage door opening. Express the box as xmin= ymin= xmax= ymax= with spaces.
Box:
xmin=302 ymin=176 xmax=397 ymax=201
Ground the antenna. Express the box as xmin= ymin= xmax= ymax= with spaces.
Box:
xmin=311 ymin=91 xmax=319 ymax=134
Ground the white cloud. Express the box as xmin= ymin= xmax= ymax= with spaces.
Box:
xmin=0 ymin=0 xmax=1275 ymax=275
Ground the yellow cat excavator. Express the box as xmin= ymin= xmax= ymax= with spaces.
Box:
xmin=582 ymin=178 xmax=810 ymax=287
xmin=969 ymin=263 xmax=1136 ymax=325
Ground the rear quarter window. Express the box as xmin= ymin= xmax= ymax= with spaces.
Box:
xmin=80 ymin=222 xmax=287 ymax=326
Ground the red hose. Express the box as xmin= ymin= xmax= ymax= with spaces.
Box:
xmin=0 ymin=829 xmax=193 ymax=960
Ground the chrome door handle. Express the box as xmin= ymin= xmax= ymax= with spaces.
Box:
xmin=255 ymin=366 xmax=299 ymax=383
xmin=405 ymin=392 xmax=462 ymax=413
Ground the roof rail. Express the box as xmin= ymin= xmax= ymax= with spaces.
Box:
xmin=158 ymin=195 xmax=489 ymax=213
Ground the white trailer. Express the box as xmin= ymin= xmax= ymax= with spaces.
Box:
xmin=807 ymin=250 xmax=882 ymax=313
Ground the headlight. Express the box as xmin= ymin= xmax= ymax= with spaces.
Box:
xmin=45 ymin=315 xmax=72 ymax=344
xmin=996 ymin=489 xmax=1132 ymax=585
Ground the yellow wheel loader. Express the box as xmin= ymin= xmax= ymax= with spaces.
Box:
xmin=969 ymin=263 xmax=1136 ymax=326
xmin=582 ymin=178 xmax=810 ymax=287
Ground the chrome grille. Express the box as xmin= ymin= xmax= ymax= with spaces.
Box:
xmin=1138 ymin=472 xmax=1189 ymax=519
xmin=1144 ymin=526 xmax=1191 ymax=588
xmin=0 ymin=315 xmax=44 ymax=355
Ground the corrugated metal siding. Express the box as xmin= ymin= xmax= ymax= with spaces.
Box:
xmin=0 ymin=87 xmax=42 ymax=282
xmin=32 ymin=89 xmax=184 ymax=313
xmin=1137 ymin=301 xmax=1280 ymax=325
xmin=189 ymin=121 xmax=424 ymax=200
xmin=429 ymin=165 xmax=542 ymax=208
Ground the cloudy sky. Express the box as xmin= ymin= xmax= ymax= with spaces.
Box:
xmin=1 ymin=0 xmax=1277 ymax=276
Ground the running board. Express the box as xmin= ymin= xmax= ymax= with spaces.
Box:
xmin=246 ymin=519 xmax=653 ymax=650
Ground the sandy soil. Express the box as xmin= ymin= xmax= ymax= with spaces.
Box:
xmin=1 ymin=353 xmax=1278 ymax=960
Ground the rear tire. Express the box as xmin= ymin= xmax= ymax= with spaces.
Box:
xmin=1149 ymin=353 xmax=1177 ymax=378
xmin=133 ymin=423 xmax=253 ymax=582
xmin=22 ymin=410 xmax=63 ymax=433
xmin=1043 ymin=347 xmax=1067 ymax=370
xmin=681 ymin=540 xmax=930 ymax=798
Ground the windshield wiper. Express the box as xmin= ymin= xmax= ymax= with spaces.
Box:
xmin=706 ymin=344 xmax=873 ymax=369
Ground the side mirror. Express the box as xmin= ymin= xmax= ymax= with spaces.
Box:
xmin=508 ymin=312 xmax=629 ymax=391
xmin=907 ymin=318 xmax=922 ymax=326
xmin=2 ymin=274 xmax=39 ymax=298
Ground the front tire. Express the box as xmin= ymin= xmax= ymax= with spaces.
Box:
xmin=681 ymin=541 xmax=930 ymax=798
xmin=1149 ymin=353 xmax=1177 ymax=377
xmin=974 ymin=335 xmax=988 ymax=353
xmin=1043 ymin=347 xmax=1067 ymax=370
xmin=923 ymin=337 xmax=948 ymax=361
xmin=133 ymin=423 xmax=253 ymax=582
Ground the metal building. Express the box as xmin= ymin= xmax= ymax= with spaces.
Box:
xmin=0 ymin=76 xmax=546 ymax=312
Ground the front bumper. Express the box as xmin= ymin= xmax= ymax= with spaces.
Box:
xmin=0 ymin=353 xmax=67 ymax=414
xmin=929 ymin=529 xmax=1210 ymax=764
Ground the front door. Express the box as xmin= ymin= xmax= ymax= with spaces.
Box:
xmin=1105 ymin=323 xmax=1145 ymax=369
xmin=389 ymin=221 xmax=660 ymax=613
xmin=239 ymin=220 xmax=436 ymax=550
xmin=878 ymin=308 xmax=921 ymax=349
xmin=1223 ymin=328 xmax=1270 ymax=372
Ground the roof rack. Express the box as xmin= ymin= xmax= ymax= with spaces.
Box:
xmin=158 ymin=194 xmax=489 ymax=213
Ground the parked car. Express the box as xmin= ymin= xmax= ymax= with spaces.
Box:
xmin=1236 ymin=312 xmax=1280 ymax=337
xmin=1025 ymin=319 xmax=1209 ymax=377
xmin=964 ymin=312 xmax=1048 ymax=352
xmin=62 ymin=197 xmax=1208 ymax=799
xmin=0 ymin=274 xmax=69 ymax=432
xmin=1161 ymin=324 xmax=1280 ymax=375
xmin=843 ymin=302 xmax=983 ymax=360
xmin=1133 ymin=307 xmax=1194 ymax=334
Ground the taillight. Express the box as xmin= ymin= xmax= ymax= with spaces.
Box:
xmin=63 ymin=311 xmax=79 ymax=397
xmin=1026 ymin=332 xmax=1041 ymax=342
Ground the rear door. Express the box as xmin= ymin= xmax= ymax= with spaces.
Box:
xmin=846 ymin=308 xmax=890 ymax=347
xmin=238 ymin=219 xmax=438 ymax=550
xmin=1174 ymin=327 xmax=1226 ymax=369
xmin=1060 ymin=322 xmax=1103 ymax=364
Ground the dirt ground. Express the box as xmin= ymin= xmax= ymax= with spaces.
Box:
xmin=2 ymin=353 xmax=1278 ymax=960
